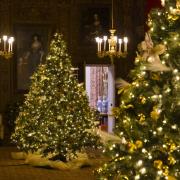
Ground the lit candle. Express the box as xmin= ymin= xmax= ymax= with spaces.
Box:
xmin=161 ymin=0 xmax=165 ymax=7
xmin=114 ymin=36 xmax=117 ymax=50
xmin=118 ymin=38 xmax=122 ymax=52
xmin=114 ymin=36 xmax=117 ymax=42
xmin=103 ymin=36 xmax=107 ymax=51
xmin=123 ymin=37 xmax=128 ymax=52
xmin=95 ymin=37 xmax=100 ymax=52
xmin=8 ymin=38 xmax=11 ymax=52
xmin=3 ymin=35 xmax=7 ymax=51
xmin=10 ymin=37 xmax=14 ymax=52
xmin=99 ymin=38 xmax=102 ymax=52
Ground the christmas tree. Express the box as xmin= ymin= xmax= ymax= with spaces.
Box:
xmin=12 ymin=33 xmax=100 ymax=160
xmin=96 ymin=0 xmax=180 ymax=179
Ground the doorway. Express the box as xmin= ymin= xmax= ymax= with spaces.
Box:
xmin=85 ymin=64 xmax=115 ymax=133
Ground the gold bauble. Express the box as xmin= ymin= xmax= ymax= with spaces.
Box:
xmin=163 ymin=165 xmax=169 ymax=176
xmin=139 ymin=96 xmax=146 ymax=104
xmin=170 ymin=143 xmax=176 ymax=152
xmin=168 ymin=14 xmax=179 ymax=21
xmin=127 ymin=142 xmax=136 ymax=153
xmin=127 ymin=140 xmax=143 ymax=153
xmin=150 ymin=110 xmax=160 ymax=121
xmin=154 ymin=160 xmax=163 ymax=169
xmin=135 ymin=140 xmax=143 ymax=148
xmin=124 ymin=104 xmax=134 ymax=109
xmin=138 ymin=113 xmax=145 ymax=123
xmin=168 ymin=155 xmax=176 ymax=165
xmin=170 ymin=144 xmax=176 ymax=151
xmin=151 ymin=73 xmax=160 ymax=80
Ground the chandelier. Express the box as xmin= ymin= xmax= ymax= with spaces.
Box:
xmin=0 ymin=35 xmax=14 ymax=59
xmin=95 ymin=0 xmax=128 ymax=61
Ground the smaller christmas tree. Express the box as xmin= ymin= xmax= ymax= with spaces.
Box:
xmin=12 ymin=33 xmax=100 ymax=160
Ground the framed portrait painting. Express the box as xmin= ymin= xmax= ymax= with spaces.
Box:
xmin=80 ymin=5 xmax=110 ymax=45
xmin=15 ymin=25 xmax=51 ymax=90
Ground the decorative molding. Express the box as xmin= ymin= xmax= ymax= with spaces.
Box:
xmin=57 ymin=0 xmax=72 ymax=6
xmin=12 ymin=0 xmax=57 ymax=23
xmin=13 ymin=7 xmax=54 ymax=22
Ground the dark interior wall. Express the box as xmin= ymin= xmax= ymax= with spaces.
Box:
xmin=0 ymin=0 xmax=147 ymax=113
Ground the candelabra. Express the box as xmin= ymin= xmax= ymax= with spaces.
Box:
xmin=0 ymin=35 xmax=14 ymax=59
xmin=95 ymin=0 xmax=128 ymax=62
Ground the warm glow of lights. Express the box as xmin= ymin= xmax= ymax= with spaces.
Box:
xmin=0 ymin=35 xmax=14 ymax=59
xmin=161 ymin=0 xmax=165 ymax=6
xmin=95 ymin=0 xmax=128 ymax=60
xmin=140 ymin=168 xmax=146 ymax=174
xmin=136 ymin=160 xmax=143 ymax=167
xmin=173 ymin=69 xmax=178 ymax=74
xmin=135 ymin=175 xmax=140 ymax=180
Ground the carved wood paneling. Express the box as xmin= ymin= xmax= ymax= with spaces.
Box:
xmin=0 ymin=0 xmax=11 ymax=33
xmin=12 ymin=0 xmax=58 ymax=23
xmin=0 ymin=60 xmax=11 ymax=112
xmin=57 ymin=0 xmax=73 ymax=6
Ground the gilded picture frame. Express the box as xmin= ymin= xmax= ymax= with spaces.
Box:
xmin=15 ymin=25 xmax=51 ymax=90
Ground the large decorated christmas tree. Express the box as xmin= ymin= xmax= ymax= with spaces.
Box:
xmin=96 ymin=0 xmax=180 ymax=179
xmin=12 ymin=33 xmax=100 ymax=160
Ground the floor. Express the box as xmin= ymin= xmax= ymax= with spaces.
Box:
xmin=0 ymin=146 xmax=105 ymax=180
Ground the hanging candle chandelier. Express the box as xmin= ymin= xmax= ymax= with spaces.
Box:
xmin=95 ymin=0 xmax=128 ymax=61
xmin=0 ymin=35 xmax=14 ymax=59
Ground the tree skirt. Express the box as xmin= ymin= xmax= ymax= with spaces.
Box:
xmin=11 ymin=151 xmax=93 ymax=170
